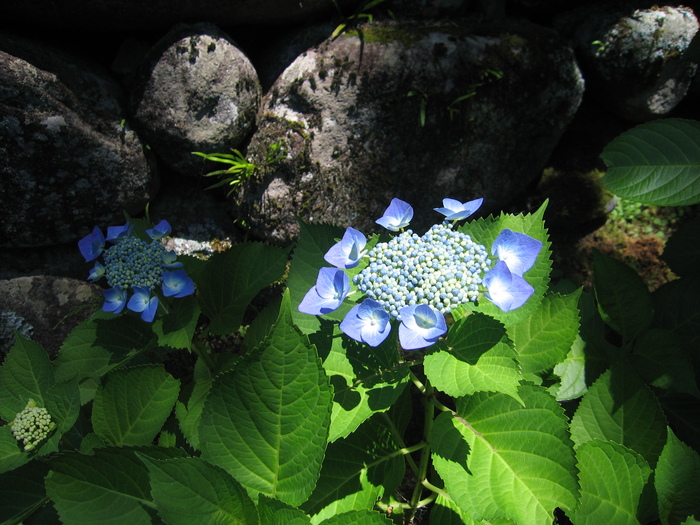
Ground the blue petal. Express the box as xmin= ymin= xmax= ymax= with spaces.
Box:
xmin=78 ymin=226 xmax=105 ymax=262
xmin=161 ymin=270 xmax=195 ymax=298
xmin=161 ymin=250 xmax=183 ymax=268
xmin=397 ymin=304 xmax=447 ymax=350
xmin=324 ymin=227 xmax=367 ymax=269
xmin=376 ymin=198 xmax=413 ymax=231
xmin=102 ymin=287 xmax=127 ymax=314
xmin=127 ymin=286 xmax=159 ymax=322
xmin=299 ymin=268 xmax=349 ymax=315
xmin=339 ymin=299 xmax=390 ymax=347
xmin=491 ymin=229 xmax=542 ymax=276
xmin=146 ymin=219 xmax=172 ymax=240
xmin=88 ymin=261 xmax=105 ymax=282
xmin=483 ymin=260 xmax=534 ymax=312
xmin=434 ymin=197 xmax=483 ymax=220
xmin=106 ymin=222 xmax=133 ymax=243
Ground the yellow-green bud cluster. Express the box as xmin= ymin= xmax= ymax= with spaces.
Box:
xmin=353 ymin=223 xmax=491 ymax=319
xmin=11 ymin=399 xmax=56 ymax=451
xmin=103 ymin=236 xmax=166 ymax=290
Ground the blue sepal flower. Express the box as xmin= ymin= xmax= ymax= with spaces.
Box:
xmin=146 ymin=220 xmax=172 ymax=240
xmin=162 ymin=250 xmax=184 ymax=268
xmin=324 ymin=227 xmax=367 ymax=269
xmin=162 ymin=270 xmax=195 ymax=298
xmin=340 ymin=299 xmax=391 ymax=347
xmin=483 ymin=260 xmax=534 ymax=312
xmin=434 ymin=197 xmax=483 ymax=221
xmin=127 ymin=286 xmax=159 ymax=322
xmin=106 ymin=222 xmax=134 ymax=243
xmin=376 ymin=198 xmax=413 ymax=231
xmin=299 ymin=267 xmax=350 ymax=315
xmin=78 ymin=226 xmax=105 ymax=262
xmin=88 ymin=261 xmax=105 ymax=282
xmin=102 ymin=286 xmax=127 ymax=314
xmin=491 ymin=228 xmax=542 ymax=276
xmin=398 ymin=304 xmax=447 ymax=350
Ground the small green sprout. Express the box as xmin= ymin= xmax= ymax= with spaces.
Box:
xmin=11 ymin=399 xmax=56 ymax=451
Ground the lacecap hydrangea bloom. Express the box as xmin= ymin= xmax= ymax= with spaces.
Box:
xmin=79 ymin=219 xmax=195 ymax=322
xmin=299 ymin=198 xmax=542 ymax=350
xmin=11 ymin=399 xmax=55 ymax=451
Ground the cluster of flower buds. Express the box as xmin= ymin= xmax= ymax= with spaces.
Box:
xmin=11 ymin=399 xmax=55 ymax=452
xmin=79 ymin=220 xmax=195 ymax=322
xmin=300 ymin=197 xmax=542 ymax=351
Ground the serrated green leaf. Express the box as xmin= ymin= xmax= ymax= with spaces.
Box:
xmin=0 ymin=461 xmax=49 ymax=523
xmin=663 ymin=214 xmax=700 ymax=278
xmin=431 ymin=385 xmax=578 ymax=525
xmin=258 ymin=495 xmax=312 ymax=525
xmin=92 ymin=365 xmax=180 ymax=446
xmin=0 ymin=425 xmax=30 ymax=474
xmin=571 ymin=440 xmax=651 ymax=525
xmin=430 ymin=494 xmax=516 ymax=525
xmin=551 ymin=335 xmax=588 ymax=401
xmin=655 ymin=428 xmax=700 ymax=525
xmin=152 ymin=295 xmax=200 ymax=350
xmin=175 ymin=358 xmax=212 ymax=450
xmin=46 ymin=446 xmax=185 ymax=525
xmin=0 ymin=335 xmax=54 ymax=421
xmin=458 ymin=201 xmax=552 ymax=326
xmin=288 ymin=221 xmax=345 ymax=334
xmin=633 ymin=329 xmax=700 ymax=397
xmin=302 ymin=414 xmax=405 ymax=523
xmin=321 ymin=325 xmax=409 ymax=442
xmin=318 ymin=509 xmax=393 ymax=525
xmin=138 ymin=455 xmax=258 ymax=525
xmin=570 ymin=363 xmax=667 ymax=468
xmin=425 ymin=314 xmax=522 ymax=404
xmin=45 ymin=380 xmax=81 ymax=434
xmin=508 ymin=289 xmax=581 ymax=374
xmin=197 ymin=242 xmax=290 ymax=335
xmin=600 ymin=119 xmax=700 ymax=206
xmin=593 ymin=250 xmax=653 ymax=342
xmin=200 ymin=291 xmax=332 ymax=506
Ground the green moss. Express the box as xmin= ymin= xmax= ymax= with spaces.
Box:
xmin=343 ymin=25 xmax=420 ymax=46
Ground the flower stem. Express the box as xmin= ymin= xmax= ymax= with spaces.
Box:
xmin=407 ymin=374 xmax=436 ymax=521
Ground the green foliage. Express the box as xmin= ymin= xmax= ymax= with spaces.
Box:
xmin=1 ymin=121 xmax=699 ymax=524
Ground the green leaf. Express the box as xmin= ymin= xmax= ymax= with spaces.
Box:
xmin=458 ymin=201 xmax=552 ymax=327
xmin=551 ymin=335 xmax=588 ymax=401
xmin=321 ymin=325 xmax=409 ymax=442
xmin=508 ymin=289 xmax=581 ymax=374
xmin=662 ymin=214 xmax=700 ymax=278
xmin=0 ymin=425 xmax=30 ymax=474
xmin=0 ymin=335 xmax=54 ymax=421
xmin=258 ymin=495 xmax=312 ymax=525
xmin=653 ymin=277 xmax=700 ymax=352
xmin=633 ymin=329 xmax=700 ymax=397
xmin=318 ymin=510 xmax=393 ymax=525
xmin=197 ymin=242 xmax=290 ymax=335
xmin=600 ymin=118 xmax=700 ymax=205
xmin=200 ymin=291 xmax=332 ymax=506
xmin=138 ymin=455 xmax=258 ymax=525
xmin=46 ymin=446 xmax=184 ymax=525
xmin=302 ymin=414 xmax=405 ymax=522
xmin=431 ymin=385 xmax=578 ymax=524
xmin=288 ymin=221 xmax=345 ymax=334
xmin=92 ymin=365 xmax=180 ymax=446
xmin=152 ymin=295 xmax=200 ymax=350
xmin=0 ymin=461 xmax=49 ymax=524
xmin=175 ymin=357 xmax=212 ymax=450
xmin=593 ymin=250 xmax=653 ymax=342
xmin=45 ymin=380 xmax=81 ymax=434
xmin=425 ymin=313 xmax=523 ymax=404
xmin=655 ymin=428 xmax=700 ymax=525
xmin=570 ymin=440 xmax=652 ymax=525
xmin=570 ymin=363 xmax=667 ymax=468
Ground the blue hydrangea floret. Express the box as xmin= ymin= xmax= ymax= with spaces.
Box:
xmin=299 ymin=197 xmax=542 ymax=350
xmin=79 ymin=220 xmax=195 ymax=322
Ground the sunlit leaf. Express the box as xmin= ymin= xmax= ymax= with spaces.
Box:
xmin=655 ymin=428 xmax=700 ymax=525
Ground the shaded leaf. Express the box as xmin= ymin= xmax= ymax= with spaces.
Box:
xmin=662 ymin=214 xmax=700 ymax=278
xmin=152 ymin=295 xmax=200 ymax=350
xmin=258 ymin=494 xmax=312 ymax=525
xmin=318 ymin=510 xmax=393 ymax=525
xmin=0 ymin=461 xmax=49 ymax=523
xmin=653 ymin=277 xmax=700 ymax=352
xmin=0 ymin=426 xmax=30 ymax=474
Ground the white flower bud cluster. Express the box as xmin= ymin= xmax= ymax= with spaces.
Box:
xmin=11 ymin=399 xmax=56 ymax=451
xmin=353 ymin=222 xmax=491 ymax=319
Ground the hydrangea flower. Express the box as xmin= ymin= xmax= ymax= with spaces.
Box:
xmin=299 ymin=267 xmax=350 ymax=315
xmin=434 ymin=198 xmax=483 ymax=221
xmin=325 ymin=227 xmax=367 ymax=269
xmin=78 ymin=220 xmax=195 ymax=322
xmin=11 ymin=399 xmax=55 ymax=452
xmin=299 ymin=197 xmax=541 ymax=351
xmin=376 ymin=198 xmax=414 ymax=232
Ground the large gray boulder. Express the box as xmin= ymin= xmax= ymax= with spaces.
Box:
xmin=560 ymin=4 xmax=699 ymax=121
xmin=234 ymin=20 xmax=585 ymax=244
xmin=0 ymin=35 xmax=156 ymax=248
xmin=130 ymin=24 xmax=262 ymax=176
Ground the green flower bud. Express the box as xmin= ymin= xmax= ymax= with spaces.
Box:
xmin=10 ymin=399 xmax=56 ymax=451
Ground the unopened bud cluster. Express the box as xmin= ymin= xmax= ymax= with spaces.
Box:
xmin=353 ymin=222 xmax=491 ymax=319
xmin=11 ymin=399 xmax=56 ymax=451
xmin=103 ymin=236 xmax=166 ymax=290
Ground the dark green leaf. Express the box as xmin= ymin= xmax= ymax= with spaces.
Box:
xmin=662 ymin=215 xmax=700 ymax=278
xmin=152 ymin=295 xmax=200 ymax=350
xmin=653 ymin=277 xmax=700 ymax=352
xmin=0 ymin=461 xmax=50 ymax=523
xmin=655 ymin=428 xmax=700 ymax=525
